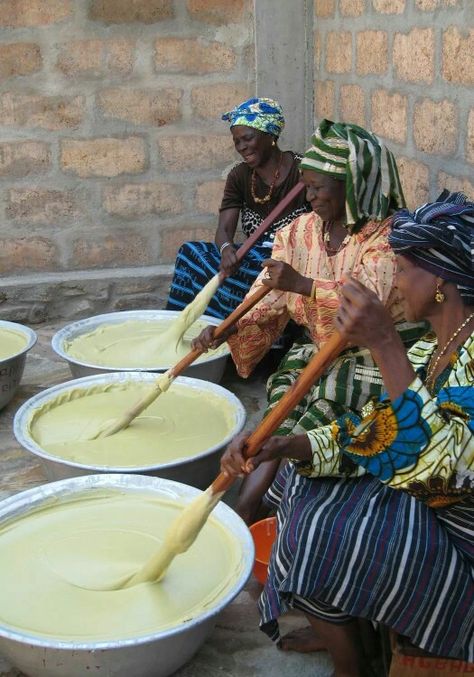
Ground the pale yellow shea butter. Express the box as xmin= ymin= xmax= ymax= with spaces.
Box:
xmin=27 ymin=381 xmax=235 ymax=467
xmin=0 ymin=327 xmax=28 ymax=360
xmin=0 ymin=490 xmax=243 ymax=641
xmin=64 ymin=319 xmax=227 ymax=369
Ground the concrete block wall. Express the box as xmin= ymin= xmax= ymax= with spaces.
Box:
xmin=313 ymin=0 xmax=473 ymax=210
xmin=0 ymin=0 xmax=254 ymax=322
xmin=1 ymin=0 xmax=472 ymax=323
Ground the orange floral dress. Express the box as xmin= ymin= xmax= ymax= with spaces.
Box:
xmin=228 ymin=211 xmax=405 ymax=378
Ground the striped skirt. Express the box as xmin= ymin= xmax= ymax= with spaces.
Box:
xmin=260 ymin=462 xmax=474 ymax=661
xmin=259 ymin=338 xmax=473 ymax=661
xmin=165 ymin=241 xmax=271 ymax=320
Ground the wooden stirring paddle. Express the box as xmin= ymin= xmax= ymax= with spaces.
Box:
xmin=93 ymin=284 xmax=272 ymax=439
xmin=123 ymin=331 xmax=347 ymax=588
xmin=93 ymin=181 xmax=305 ymax=439
xmin=130 ymin=180 xmax=306 ymax=357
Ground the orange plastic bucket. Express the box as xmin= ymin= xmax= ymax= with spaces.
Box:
xmin=249 ymin=516 xmax=277 ymax=585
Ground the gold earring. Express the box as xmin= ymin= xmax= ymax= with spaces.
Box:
xmin=435 ymin=282 xmax=445 ymax=303
xmin=272 ymin=139 xmax=276 ymax=146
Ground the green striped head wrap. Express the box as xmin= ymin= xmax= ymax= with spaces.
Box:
xmin=300 ymin=119 xmax=405 ymax=232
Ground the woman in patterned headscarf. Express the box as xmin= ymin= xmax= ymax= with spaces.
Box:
xmin=221 ymin=191 xmax=474 ymax=671
xmin=194 ymin=118 xmax=423 ymax=664
xmin=165 ymin=97 xmax=309 ymax=319
xmin=196 ymin=119 xmax=418 ymax=519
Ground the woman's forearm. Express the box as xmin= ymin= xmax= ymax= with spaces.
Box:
xmin=296 ymin=276 xmax=314 ymax=297
xmin=370 ymin=331 xmax=417 ymax=400
xmin=215 ymin=209 xmax=239 ymax=248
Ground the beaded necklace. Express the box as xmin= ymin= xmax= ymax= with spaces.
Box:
xmin=425 ymin=311 xmax=474 ymax=389
xmin=323 ymin=221 xmax=350 ymax=255
xmin=250 ymin=151 xmax=283 ymax=205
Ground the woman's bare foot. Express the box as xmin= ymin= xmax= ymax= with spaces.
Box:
xmin=279 ymin=626 xmax=326 ymax=653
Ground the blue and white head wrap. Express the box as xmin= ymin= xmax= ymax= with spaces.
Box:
xmin=389 ymin=190 xmax=474 ymax=305
xmin=222 ymin=97 xmax=285 ymax=139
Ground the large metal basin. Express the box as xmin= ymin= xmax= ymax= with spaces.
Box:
xmin=0 ymin=474 xmax=254 ymax=677
xmin=14 ymin=372 xmax=246 ymax=489
xmin=0 ymin=320 xmax=37 ymax=410
xmin=51 ymin=310 xmax=230 ymax=383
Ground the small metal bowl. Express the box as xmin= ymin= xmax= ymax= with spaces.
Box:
xmin=0 ymin=474 xmax=254 ymax=677
xmin=14 ymin=372 xmax=246 ymax=489
xmin=0 ymin=320 xmax=37 ymax=410
xmin=51 ymin=310 xmax=230 ymax=383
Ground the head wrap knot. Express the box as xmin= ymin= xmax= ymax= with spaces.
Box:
xmin=389 ymin=190 xmax=474 ymax=305
xmin=222 ymin=97 xmax=285 ymax=138
xmin=300 ymin=119 xmax=405 ymax=232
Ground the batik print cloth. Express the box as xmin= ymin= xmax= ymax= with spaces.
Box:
xmin=221 ymin=97 xmax=285 ymax=138
xmin=259 ymin=334 xmax=474 ymax=661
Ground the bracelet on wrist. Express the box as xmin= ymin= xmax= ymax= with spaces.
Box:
xmin=310 ymin=279 xmax=317 ymax=299
xmin=219 ymin=241 xmax=233 ymax=255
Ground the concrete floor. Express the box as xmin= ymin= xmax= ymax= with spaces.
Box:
xmin=0 ymin=322 xmax=333 ymax=677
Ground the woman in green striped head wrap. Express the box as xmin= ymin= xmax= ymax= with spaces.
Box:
xmin=208 ymin=118 xmax=425 ymax=668
xmin=300 ymin=119 xmax=405 ymax=234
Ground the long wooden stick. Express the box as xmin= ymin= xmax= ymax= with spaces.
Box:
xmin=95 ymin=285 xmax=271 ymax=438
xmin=123 ymin=331 xmax=347 ymax=587
xmin=168 ymin=283 xmax=270 ymax=378
xmin=211 ymin=331 xmax=347 ymax=494
xmin=232 ymin=181 xmax=305 ymax=262
xmin=96 ymin=183 xmax=305 ymax=438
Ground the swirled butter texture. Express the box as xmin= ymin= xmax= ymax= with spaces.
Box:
xmin=0 ymin=490 xmax=242 ymax=641
xmin=28 ymin=381 xmax=235 ymax=467
xmin=0 ymin=327 xmax=28 ymax=360
xmin=64 ymin=319 xmax=227 ymax=368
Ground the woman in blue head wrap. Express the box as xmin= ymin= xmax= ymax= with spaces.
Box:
xmin=221 ymin=191 xmax=474 ymax=672
xmin=165 ymin=97 xmax=309 ymax=319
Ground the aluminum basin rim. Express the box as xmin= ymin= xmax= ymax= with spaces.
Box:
xmin=0 ymin=320 xmax=37 ymax=363
xmin=13 ymin=371 xmax=246 ymax=473
xmin=51 ymin=310 xmax=230 ymax=371
xmin=0 ymin=473 xmax=254 ymax=651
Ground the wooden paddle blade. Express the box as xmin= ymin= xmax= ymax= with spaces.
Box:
xmin=95 ymin=287 xmax=273 ymax=438
xmin=169 ymin=285 xmax=271 ymax=379
xmin=210 ymin=332 xmax=346 ymax=495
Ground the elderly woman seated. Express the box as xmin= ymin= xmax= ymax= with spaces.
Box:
xmin=194 ymin=119 xmax=422 ymax=529
xmin=221 ymin=191 xmax=474 ymax=676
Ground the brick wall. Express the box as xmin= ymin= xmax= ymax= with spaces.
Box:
xmin=0 ymin=0 xmax=254 ymax=321
xmin=314 ymin=0 xmax=473 ymax=210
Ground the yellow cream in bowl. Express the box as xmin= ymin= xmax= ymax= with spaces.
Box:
xmin=64 ymin=319 xmax=227 ymax=369
xmin=0 ymin=327 xmax=28 ymax=361
xmin=0 ymin=490 xmax=242 ymax=641
xmin=27 ymin=381 xmax=235 ymax=467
